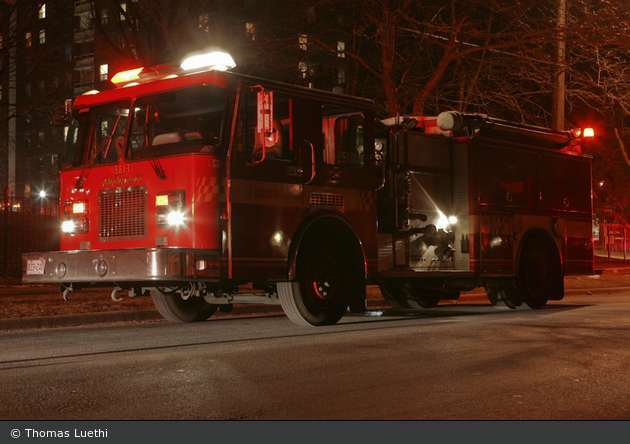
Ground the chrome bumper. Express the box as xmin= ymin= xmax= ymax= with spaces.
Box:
xmin=22 ymin=248 xmax=221 ymax=284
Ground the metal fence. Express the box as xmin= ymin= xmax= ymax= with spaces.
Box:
xmin=594 ymin=222 xmax=629 ymax=264
xmin=1 ymin=189 xmax=60 ymax=279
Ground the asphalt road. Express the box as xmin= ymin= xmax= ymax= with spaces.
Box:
xmin=2 ymin=290 xmax=630 ymax=420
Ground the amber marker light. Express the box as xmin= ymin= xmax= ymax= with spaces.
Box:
xmin=73 ymin=202 xmax=87 ymax=214
xmin=156 ymin=195 xmax=169 ymax=207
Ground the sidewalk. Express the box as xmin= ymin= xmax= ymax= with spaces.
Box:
xmin=594 ymin=254 xmax=630 ymax=274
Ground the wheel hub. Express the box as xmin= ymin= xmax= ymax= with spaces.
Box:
xmin=305 ymin=254 xmax=342 ymax=308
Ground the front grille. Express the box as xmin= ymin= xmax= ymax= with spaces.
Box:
xmin=99 ymin=186 xmax=147 ymax=242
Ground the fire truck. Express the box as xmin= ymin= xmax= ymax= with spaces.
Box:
xmin=22 ymin=50 xmax=594 ymax=326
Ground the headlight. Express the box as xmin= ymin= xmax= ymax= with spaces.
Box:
xmin=167 ymin=211 xmax=185 ymax=226
xmin=61 ymin=200 xmax=89 ymax=234
xmin=156 ymin=191 xmax=186 ymax=228
xmin=61 ymin=220 xmax=75 ymax=233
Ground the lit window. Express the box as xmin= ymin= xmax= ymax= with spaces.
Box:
xmin=0 ymin=36 xmax=3 ymax=50
xmin=337 ymin=41 xmax=345 ymax=58
xmin=39 ymin=29 xmax=45 ymax=44
xmin=26 ymin=32 xmax=32 ymax=47
xmin=246 ymin=22 xmax=255 ymax=40
xmin=298 ymin=34 xmax=307 ymax=50
xmin=80 ymin=14 xmax=90 ymax=30
xmin=299 ymin=62 xmax=307 ymax=79
xmin=101 ymin=9 xmax=109 ymax=25
xmin=99 ymin=64 xmax=108 ymax=81
xmin=337 ymin=68 xmax=346 ymax=85
xmin=199 ymin=13 xmax=209 ymax=31
xmin=39 ymin=4 xmax=46 ymax=19
xmin=0 ymin=85 xmax=3 ymax=101
xmin=120 ymin=3 xmax=127 ymax=21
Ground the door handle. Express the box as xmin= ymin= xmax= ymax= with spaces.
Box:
xmin=304 ymin=140 xmax=316 ymax=184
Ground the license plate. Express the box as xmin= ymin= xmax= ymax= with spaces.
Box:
xmin=26 ymin=259 xmax=46 ymax=275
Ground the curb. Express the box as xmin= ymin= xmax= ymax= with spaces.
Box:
xmin=0 ymin=309 xmax=164 ymax=331
xmin=2 ymin=287 xmax=628 ymax=331
xmin=0 ymin=304 xmax=288 ymax=332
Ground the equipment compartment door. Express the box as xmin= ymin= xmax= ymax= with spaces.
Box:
xmin=479 ymin=212 xmax=513 ymax=274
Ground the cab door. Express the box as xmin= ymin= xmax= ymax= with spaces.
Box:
xmin=298 ymin=101 xmax=379 ymax=275
xmin=229 ymin=86 xmax=306 ymax=279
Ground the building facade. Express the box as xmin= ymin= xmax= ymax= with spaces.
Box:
xmin=0 ymin=0 xmax=351 ymax=202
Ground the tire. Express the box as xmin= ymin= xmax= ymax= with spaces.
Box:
xmin=485 ymin=286 xmax=522 ymax=309
xmin=278 ymin=237 xmax=356 ymax=326
xmin=380 ymin=286 xmax=444 ymax=308
xmin=408 ymin=288 xmax=443 ymax=308
xmin=517 ymin=239 xmax=559 ymax=309
xmin=151 ymin=287 xmax=218 ymax=322
xmin=379 ymin=285 xmax=410 ymax=308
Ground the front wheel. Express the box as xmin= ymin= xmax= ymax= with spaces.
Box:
xmin=279 ymin=238 xmax=358 ymax=326
xmin=151 ymin=287 xmax=218 ymax=322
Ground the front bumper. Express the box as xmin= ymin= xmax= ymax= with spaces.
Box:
xmin=22 ymin=248 xmax=221 ymax=284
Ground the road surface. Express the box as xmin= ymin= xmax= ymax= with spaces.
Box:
xmin=2 ymin=290 xmax=630 ymax=420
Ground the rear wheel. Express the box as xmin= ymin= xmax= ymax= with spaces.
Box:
xmin=151 ymin=287 xmax=218 ymax=322
xmin=278 ymin=237 xmax=357 ymax=326
xmin=517 ymin=239 xmax=560 ymax=309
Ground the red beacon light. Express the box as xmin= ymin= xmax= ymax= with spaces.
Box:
xmin=583 ymin=127 xmax=595 ymax=138
xmin=110 ymin=67 xmax=143 ymax=86
xmin=110 ymin=50 xmax=236 ymax=88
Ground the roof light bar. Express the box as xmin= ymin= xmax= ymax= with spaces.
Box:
xmin=181 ymin=50 xmax=236 ymax=72
xmin=111 ymin=67 xmax=143 ymax=85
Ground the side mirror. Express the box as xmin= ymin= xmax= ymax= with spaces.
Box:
xmin=51 ymin=106 xmax=71 ymax=127
xmin=256 ymin=90 xmax=275 ymax=149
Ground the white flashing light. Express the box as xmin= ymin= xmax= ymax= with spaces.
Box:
xmin=181 ymin=50 xmax=236 ymax=72
xmin=436 ymin=212 xmax=449 ymax=230
xmin=39 ymin=190 xmax=46 ymax=198
xmin=82 ymin=90 xmax=100 ymax=96
xmin=167 ymin=211 xmax=185 ymax=226
xmin=62 ymin=220 xmax=74 ymax=233
xmin=448 ymin=216 xmax=458 ymax=225
xmin=583 ymin=127 xmax=595 ymax=138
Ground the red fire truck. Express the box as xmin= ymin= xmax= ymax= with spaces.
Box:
xmin=22 ymin=50 xmax=594 ymax=326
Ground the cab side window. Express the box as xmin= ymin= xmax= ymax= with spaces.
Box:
xmin=236 ymin=91 xmax=294 ymax=161
xmin=322 ymin=104 xmax=365 ymax=168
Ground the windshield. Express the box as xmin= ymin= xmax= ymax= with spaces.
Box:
xmin=62 ymin=100 xmax=130 ymax=169
xmin=127 ymin=84 xmax=227 ymax=160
